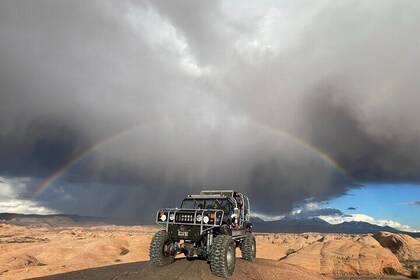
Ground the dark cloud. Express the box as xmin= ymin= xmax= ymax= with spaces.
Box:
xmin=1 ymin=1 xmax=420 ymax=222
xmin=347 ymin=207 xmax=357 ymax=210
xmin=300 ymin=90 xmax=420 ymax=182
xmin=0 ymin=120 xmax=85 ymax=178
xmin=408 ymin=201 xmax=420 ymax=206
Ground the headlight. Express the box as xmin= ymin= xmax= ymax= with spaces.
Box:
xmin=203 ymin=216 xmax=209 ymax=223
xmin=160 ymin=214 xmax=167 ymax=221
xmin=169 ymin=213 xmax=175 ymax=221
xmin=196 ymin=214 xmax=202 ymax=222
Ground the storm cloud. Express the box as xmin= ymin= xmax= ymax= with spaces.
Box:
xmin=1 ymin=0 xmax=420 ymax=222
xmin=408 ymin=201 xmax=420 ymax=206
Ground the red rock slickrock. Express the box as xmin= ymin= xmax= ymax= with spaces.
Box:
xmin=0 ymin=223 xmax=157 ymax=280
xmin=282 ymin=234 xmax=406 ymax=276
xmin=373 ymin=231 xmax=420 ymax=260
xmin=0 ymin=223 xmax=416 ymax=279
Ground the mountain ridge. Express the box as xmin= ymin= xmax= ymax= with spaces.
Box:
xmin=252 ymin=216 xmax=420 ymax=237
xmin=1 ymin=212 xmax=418 ymax=237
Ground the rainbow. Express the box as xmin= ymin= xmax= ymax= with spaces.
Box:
xmin=258 ymin=122 xmax=352 ymax=179
xmin=29 ymin=118 xmax=163 ymax=199
xmin=30 ymin=117 xmax=353 ymax=199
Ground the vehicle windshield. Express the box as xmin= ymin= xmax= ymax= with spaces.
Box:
xmin=181 ymin=198 xmax=230 ymax=211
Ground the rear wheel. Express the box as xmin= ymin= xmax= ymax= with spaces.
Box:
xmin=149 ymin=230 xmax=176 ymax=266
xmin=210 ymin=235 xmax=236 ymax=277
xmin=240 ymin=232 xmax=256 ymax=261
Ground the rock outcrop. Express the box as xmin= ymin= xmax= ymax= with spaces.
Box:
xmin=373 ymin=231 xmax=420 ymax=260
xmin=282 ymin=234 xmax=405 ymax=276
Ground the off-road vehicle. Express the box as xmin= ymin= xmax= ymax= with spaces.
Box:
xmin=149 ymin=190 xmax=256 ymax=277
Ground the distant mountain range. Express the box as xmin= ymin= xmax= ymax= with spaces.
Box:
xmin=0 ymin=213 xmax=141 ymax=228
xmin=251 ymin=216 xmax=420 ymax=237
xmin=1 ymin=212 xmax=418 ymax=237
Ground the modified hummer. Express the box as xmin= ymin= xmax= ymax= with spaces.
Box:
xmin=149 ymin=190 xmax=256 ymax=277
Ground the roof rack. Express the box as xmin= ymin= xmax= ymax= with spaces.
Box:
xmin=187 ymin=194 xmax=227 ymax=199
xmin=200 ymin=190 xmax=235 ymax=197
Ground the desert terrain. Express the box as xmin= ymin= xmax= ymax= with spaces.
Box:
xmin=0 ymin=222 xmax=418 ymax=279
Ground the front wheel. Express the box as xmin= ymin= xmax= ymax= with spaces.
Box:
xmin=240 ymin=232 xmax=256 ymax=261
xmin=149 ymin=230 xmax=176 ymax=266
xmin=210 ymin=235 xmax=236 ymax=277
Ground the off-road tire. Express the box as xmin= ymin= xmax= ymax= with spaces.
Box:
xmin=240 ymin=232 xmax=256 ymax=261
xmin=149 ymin=230 xmax=175 ymax=267
xmin=210 ymin=235 xmax=236 ymax=277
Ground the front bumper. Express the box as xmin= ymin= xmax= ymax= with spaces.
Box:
xmin=155 ymin=208 xmax=225 ymax=237
xmin=167 ymin=224 xmax=202 ymax=241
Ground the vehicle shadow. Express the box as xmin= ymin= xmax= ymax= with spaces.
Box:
xmin=30 ymin=258 xmax=209 ymax=280
xmin=29 ymin=258 xmax=331 ymax=280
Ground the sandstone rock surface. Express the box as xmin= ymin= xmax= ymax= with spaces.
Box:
xmin=373 ymin=231 xmax=420 ymax=260
xmin=38 ymin=258 xmax=330 ymax=280
xmin=1 ymin=223 xmax=416 ymax=279
xmin=282 ymin=234 xmax=405 ymax=276
xmin=0 ymin=223 xmax=156 ymax=280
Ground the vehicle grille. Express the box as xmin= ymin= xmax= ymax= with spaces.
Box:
xmin=176 ymin=213 xmax=195 ymax=223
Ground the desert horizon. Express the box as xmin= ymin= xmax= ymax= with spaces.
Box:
xmin=0 ymin=215 xmax=419 ymax=279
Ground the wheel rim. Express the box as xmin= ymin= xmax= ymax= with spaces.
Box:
xmin=163 ymin=239 xmax=174 ymax=257
xmin=226 ymin=243 xmax=234 ymax=270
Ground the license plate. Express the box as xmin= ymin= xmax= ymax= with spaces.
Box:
xmin=178 ymin=231 xmax=189 ymax=237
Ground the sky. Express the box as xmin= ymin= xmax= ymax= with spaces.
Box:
xmin=324 ymin=183 xmax=420 ymax=230
xmin=0 ymin=0 xmax=419 ymax=230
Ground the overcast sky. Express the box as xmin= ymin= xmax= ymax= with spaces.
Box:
xmin=0 ymin=0 xmax=419 ymax=227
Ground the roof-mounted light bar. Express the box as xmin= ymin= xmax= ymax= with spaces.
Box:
xmin=200 ymin=190 xmax=235 ymax=197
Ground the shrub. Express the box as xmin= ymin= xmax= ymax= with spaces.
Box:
xmin=411 ymin=270 xmax=420 ymax=279
xmin=401 ymin=259 xmax=416 ymax=270
xmin=120 ymin=247 xmax=129 ymax=256
xmin=383 ymin=267 xmax=398 ymax=275
xmin=286 ymin=249 xmax=296 ymax=256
